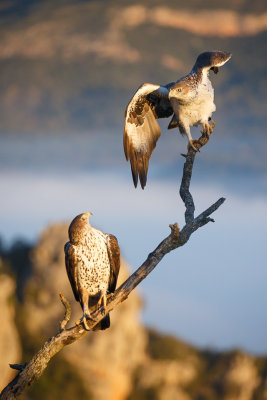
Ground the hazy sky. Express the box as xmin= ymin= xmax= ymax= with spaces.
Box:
xmin=1 ymin=132 xmax=267 ymax=354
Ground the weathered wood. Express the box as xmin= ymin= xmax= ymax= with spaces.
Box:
xmin=59 ymin=293 xmax=71 ymax=332
xmin=8 ymin=365 xmax=26 ymax=372
xmin=180 ymin=148 xmax=196 ymax=223
xmin=0 ymin=131 xmax=225 ymax=399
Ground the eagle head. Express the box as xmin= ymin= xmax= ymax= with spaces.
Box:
xmin=168 ymin=82 xmax=192 ymax=102
xmin=68 ymin=212 xmax=93 ymax=244
xmin=80 ymin=212 xmax=93 ymax=221
xmin=194 ymin=51 xmax=232 ymax=70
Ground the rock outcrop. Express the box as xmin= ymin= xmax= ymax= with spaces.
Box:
xmin=222 ymin=353 xmax=260 ymax=400
xmin=0 ymin=262 xmax=21 ymax=390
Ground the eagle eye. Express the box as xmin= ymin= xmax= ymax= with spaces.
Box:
xmin=177 ymin=88 xmax=182 ymax=92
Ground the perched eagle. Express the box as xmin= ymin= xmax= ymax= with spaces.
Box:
xmin=64 ymin=212 xmax=120 ymax=330
xmin=123 ymin=50 xmax=232 ymax=189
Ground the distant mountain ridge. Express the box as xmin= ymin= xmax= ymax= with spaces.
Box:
xmin=0 ymin=0 xmax=266 ymax=135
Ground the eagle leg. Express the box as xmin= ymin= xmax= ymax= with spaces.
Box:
xmin=79 ymin=289 xmax=97 ymax=330
xmin=75 ymin=313 xmax=96 ymax=330
xmin=184 ymin=126 xmax=200 ymax=152
xmin=97 ymin=291 xmax=107 ymax=315
xmin=82 ymin=314 xmax=91 ymax=331
xmin=82 ymin=310 xmax=97 ymax=330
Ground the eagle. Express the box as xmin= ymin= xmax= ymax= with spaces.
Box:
xmin=123 ymin=50 xmax=232 ymax=189
xmin=64 ymin=212 xmax=120 ymax=330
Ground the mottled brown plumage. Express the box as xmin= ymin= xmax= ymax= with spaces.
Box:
xmin=123 ymin=51 xmax=232 ymax=189
xmin=64 ymin=212 xmax=120 ymax=330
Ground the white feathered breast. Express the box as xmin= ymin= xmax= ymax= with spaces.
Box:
xmin=74 ymin=228 xmax=110 ymax=296
xmin=179 ymin=72 xmax=216 ymax=126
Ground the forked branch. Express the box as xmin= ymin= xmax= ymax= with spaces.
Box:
xmin=0 ymin=131 xmax=224 ymax=400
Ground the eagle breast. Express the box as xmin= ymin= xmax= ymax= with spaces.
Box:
xmin=75 ymin=228 xmax=110 ymax=296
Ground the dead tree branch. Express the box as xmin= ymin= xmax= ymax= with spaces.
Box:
xmin=59 ymin=293 xmax=71 ymax=332
xmin=0 ymin=131 xmax=225 ymax=400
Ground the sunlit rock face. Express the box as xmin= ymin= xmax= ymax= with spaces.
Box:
xmin=0 ymin=267 xmax=21 ymax=390
xmin=24 ymin=223 xmax=147 ymax=400
xmin=222 ymin=353 xmax=260 ymax=400
xmin=135 ymin=358 xmax=198 ymax=400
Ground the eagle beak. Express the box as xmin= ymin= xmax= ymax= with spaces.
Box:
xmin=84 ymin=212 xmax=93 ymax=219
xmin=168 ymin=89 xmax=174 ymax=99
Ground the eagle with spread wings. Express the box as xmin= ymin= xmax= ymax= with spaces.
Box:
xmin=123 ymin=51 xmax=232 ymax=189
xmin=64 ymin=212 xmax=120 ymax=330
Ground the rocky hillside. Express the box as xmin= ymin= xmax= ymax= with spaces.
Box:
xmin=0 ymin=260 xmax=21 ymax=390
xmin=1 ymin=223 xmax=267 ymax=399
xmin=0 ymin=0 xmax=266 ymax=135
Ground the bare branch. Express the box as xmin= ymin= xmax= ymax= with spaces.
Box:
xmin=180 ymin=149 xmax=196 ymax=223
xmin=179 ymin=129 xmax=212 ymax=224
xmin=169 ymin=223 xmax=180 ymax=241
xmin=9 ymin=365 xmax=26 ymax=372
xmin=59 ymin=293 xmax=71 ymax=332
xmin=195 ymin=197 xmax=226 ymax=225
xmin=0 ymin=133 xmax=225 ymax=399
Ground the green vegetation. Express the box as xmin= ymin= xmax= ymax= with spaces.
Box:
xmin=147 ymin=328 xmax=198 ymax=361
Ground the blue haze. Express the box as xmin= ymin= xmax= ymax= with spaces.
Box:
xmin=0 ymin=128 xmax=266 ymax=354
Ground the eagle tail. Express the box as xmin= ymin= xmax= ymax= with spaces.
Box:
xmin=129 ymin=150 xmax=149 ymax=189
xmin=100 ymin=314 xmax=111 ymax=330
xmin=92 ymin=314 xmax=111 ymax=331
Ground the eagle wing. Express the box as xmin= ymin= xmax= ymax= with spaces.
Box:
xmin=106 ymin=234 xmax=120 ymax=294
xmin=64 ymin=241 xmax=80 ymax=302
xmin=123 ymin=83 xmax=173 ymax=189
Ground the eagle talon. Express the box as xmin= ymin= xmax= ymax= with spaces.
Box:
xmin=87 ymin=314 xmax=97 ymax=322
xmin=201 ymin=129 xmax=210 ymax=139
xmin=82 ymin=316 xmax=90 ymax=331
xmin=82 ymin=314 xmax=97 ymax=330
xmin=75 ymin=316 xmax=90 ymax=329
xmin=202 ymin=120 xmax=215 ymax=137
xmin=188 ymin=140 xmax=200 ymax=152
xmin=100 ymin=306 xmax=106 ymax=315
